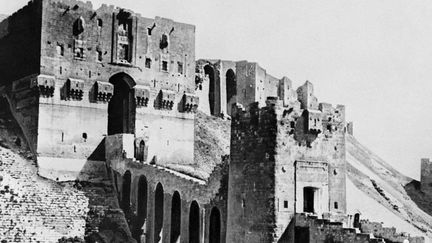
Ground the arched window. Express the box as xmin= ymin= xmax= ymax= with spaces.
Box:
xmin=160 ymin=34 xmax=168 ymax=49
xmin=154 ymin=183 xmax=164 ymax=242
xmin=170 ymin=191 xmax=181 ymax=243
xmin=189 ymin=201 xmax=200 ymax=243
xmin=73 ymin=16 xmax=85 ymax=36
xmin=209 ymin=207 xmax=221 ymax=243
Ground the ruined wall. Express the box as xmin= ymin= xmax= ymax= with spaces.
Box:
xmin=0 ymin=0 xmax=42 ymax=86
xmin=421 ymin=158 xmax=432 ymax=195
xmin=294 ymin=214 xmax=371 ymax=243
xmin=360 ymin=219 xmax=425 ymax=243
xmin=227 ymin=81 xmax=347 ymax=242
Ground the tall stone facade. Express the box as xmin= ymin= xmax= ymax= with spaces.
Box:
xmin=0 ymin=0 xmax=198 ymax=181
xmin=227 ymin=83 xmax=347 ymax=242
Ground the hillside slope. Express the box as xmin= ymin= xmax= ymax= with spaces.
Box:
xmin=346 ymin=134 xmax=432 ymax=241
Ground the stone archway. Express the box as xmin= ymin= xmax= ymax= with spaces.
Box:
xmin=133 ymin=175 xmax=148 ymax=242
xmin=122 ymin=171 xmax=132 ymax=217
xmin=189 ymin=201 xmax=200 ymax=243
xmin=170 ymin=191 xmax=181 ymax=243
xmin=209 ymin=207 xmax=221 ymax=243
xmin=204 ymin=65 xmax=217 ymax=116
xmin=108 ymin=72 xmax=136 ymax=135
xmin=154 ymin=183 xmax=164 ymax=242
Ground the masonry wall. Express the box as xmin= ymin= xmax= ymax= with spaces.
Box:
xmin=0 ymin=0 xmax=42 ymax=86
xmin=9 ymin=0 xmax=200 ymax=180
xmin=106 ymin=144 xmax=228 ymax=243
xmin=420 ymin=158 xmax=432 ymax=195
xmin=227 ymin=81 xmax=347 ymax=242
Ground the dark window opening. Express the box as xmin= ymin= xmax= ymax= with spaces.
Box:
xmin=74 ymin=48 xmax=84 ymax=58
xmin=284 ymin=200 xmax=288 ymax=208
xmin=226 ymin=69 xmax=236 ymax=116
xmin=82 ymin=133 xmax=87 ymax=141
xmin=160 ymin=34 xmax=169 ymax=49
xmin=73 ymin=17 xmax=85 ymax=36
xmin=177 ymin=62 xmax=183 ymax=74
xmin=145 ymin=58 xmax=152 ymax=68
xmin=334 ymin=202 xmax=338 ymax=209
xmin=57 ymin=44 xmax=64 ymax=56
xmin=97 ymin=50 xmax=103 ymax=62
xmin=162 ymin=61 xmax=168 ymax=71
xmin=97 ymin=18 xmax=103 ymax=28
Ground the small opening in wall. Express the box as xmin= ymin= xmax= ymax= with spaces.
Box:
xmin=145 ymin=58 xmax=152 ymax=68
xmin=89 ymin=71 xmax=92 ymax=78
xmin=162 ymin=61 xmax=168 ymax=71
xmin=61 ymin=132 xmax=64 ymax=142
xmin=177 ymin=62 xmax=183 ymax=74
xmin=82 ymin=133 xmax=87 ymax=141
xmin=97 ymin=50 xmax=103 ymax=62
xmin=59 ymin=66 xmax=62 ymax=75
xmin=283 ymin=201 xmax=288 ymax=208
xmin=333 ymin=169 xmax=337 ymax=175
xmin=74 ymin=145 xmax=76 ymax=153
xmin=97 ymin=18 xmax=103 ymax=28
xmin=57 ymin=44 xmax=64 ymax=56
xmin=334 ymin=202 xmax=338 ymax=209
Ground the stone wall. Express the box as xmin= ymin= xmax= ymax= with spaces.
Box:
xmin=105 ymin=134 xmax=228 ymax=243
xmin=0 ymin=147 xmax=89 ymax=242
xmin=421 ymin=158 xmax=432 ymax=195
xmin=227 ymin=81 xmax=347 ymax=242
xmin=360 ymin=219 xmax=425 ymax=243
xmin=0 ymin=0 xmax=42 ymax=85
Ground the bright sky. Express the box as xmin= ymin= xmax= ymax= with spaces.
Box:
xmin=3 ymin=0 xmax=432 ymax=179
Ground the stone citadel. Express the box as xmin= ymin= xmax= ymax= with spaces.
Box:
xmin=0 ymin=0 xmax=428 ymax=242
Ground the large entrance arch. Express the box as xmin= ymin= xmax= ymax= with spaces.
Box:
xmin=108 ymin=72 xmax=136 ymax=135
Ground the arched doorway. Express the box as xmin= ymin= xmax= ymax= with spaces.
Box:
xmin=225 ymin=69 xmax=236 ymax=116
xmin=133 ymin=175 xmax=148 ymax=242
xmin=154 ymin=183 xmax=164 ymax=242
xmin=204 ymin=65 xmax=216 ymax=115
xmin=122 ymin=171 xmax=132 ymax=217
xmin=170 ymin=191 xmax=181 ymax=243
xmin=189 ymin=201 xmax=200 ymax=243
xmin=209 ymin=207 xmax=221 ymax=243
xmin=108 ymin=72 xmax=136 ymax=135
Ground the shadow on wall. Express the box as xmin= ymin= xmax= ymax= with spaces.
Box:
xmin=74 ymin=158 xmax=136 ymax=242
xmin=404 ymin=180 xmax=432 ymax=217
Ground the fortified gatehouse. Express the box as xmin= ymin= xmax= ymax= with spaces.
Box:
xmin=0 ymin=0 xmax=388 ymax=243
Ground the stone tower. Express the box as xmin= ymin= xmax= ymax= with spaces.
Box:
xmin=226 ymin=81 xmax=347 ymax=242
